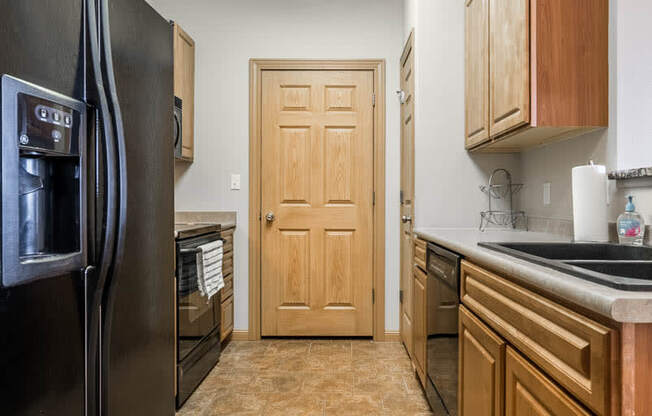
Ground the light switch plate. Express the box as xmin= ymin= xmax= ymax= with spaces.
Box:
xmin=543 ymin=182 xmax=551 ymax=205
xmin=230 ymin=174 xmax=241 ymax=190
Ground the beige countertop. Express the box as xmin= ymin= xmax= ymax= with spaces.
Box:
xmin=175 ymin=211 xmax=236 ymax=231
xmin=414 ymin=227 xmax=652 ymax=323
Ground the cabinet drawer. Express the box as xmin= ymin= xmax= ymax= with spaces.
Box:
xmin=220 ymin=295 xmax=234 ymax=341
xmin=506 ymin=347 xmax=591 ymax=416
xmin=222 ymin=233 xmax=233 ymax=253
xmin=222 ymin=253 xmax=233 ymax=271
xmin=414 ymin=238 xmax=427 ymax=271
xmin=221 ymin=274 xmax=233 ymax=301
xmin=461 ymin=261 xmax=612 ymax=415
xmin=222 ymin=264 xmax=233 ymax=277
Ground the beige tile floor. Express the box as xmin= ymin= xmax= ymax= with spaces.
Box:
xmin=177 ymin=339 xmax=434 ymax=416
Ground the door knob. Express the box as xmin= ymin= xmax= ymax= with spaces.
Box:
xmin=265 ymin=212 xmax=275 ymax=222
xmin=401 ymin=215 xmax=412 ymax=223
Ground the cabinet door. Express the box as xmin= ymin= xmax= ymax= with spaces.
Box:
xmin=489 ymin=0 xmax=530 ymax=137
xmin=220 ymin=295 xmax=234 ymax=341
xmin=459 ymin=305 xmax=505 ymax=416
xmin=413 ymin=266 xmax=427 ymax=386
xmin=506 ymin=347 xmax=591 ymax=416
xmin=173 ymin=24 xmax=195 ymax=160
xmin=464 ymin=0 xmax=490 ymax=148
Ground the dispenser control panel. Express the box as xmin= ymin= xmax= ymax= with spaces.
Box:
xmin=17 ymin=93 xmax=78 ymax=155
xmin=2 ymin=74 xmax=87 ymax=287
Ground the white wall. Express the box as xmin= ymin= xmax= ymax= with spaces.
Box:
xmin=616 ymin=0 xmax=652 ymax=170
xmin=403 ymin=0 xmax=417 ymax=42
xmin=411 ymin=0 xmax=521 ymax=229
xmin=146 ymin=0 xmax=404 ymax=331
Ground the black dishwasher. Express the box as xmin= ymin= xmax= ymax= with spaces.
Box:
xmin=425 ymin=243 xmax=461 ymax=416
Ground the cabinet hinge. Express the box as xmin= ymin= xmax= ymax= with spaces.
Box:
xmin=399 ymin=290 xmax=404 ymax=304
xmin=372 ymin=93 xmax=376 ymax=107
xmin=372 ymin=288 xmax=375 ymax=304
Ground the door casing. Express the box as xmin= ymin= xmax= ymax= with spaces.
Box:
xmin=249 ymin=59 xmax=386 ymax=340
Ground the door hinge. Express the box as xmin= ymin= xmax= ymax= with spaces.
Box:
xmin=372 ymin=288 xmax=375 ymax=304
xmin=372 ymin=93 xmax=376 ymax=107
xmin=399 ymin=290 xmax=404 ymax=304
xmin=373 ymin=191 xmax=376 ymax=206
xmin=400 ymin=190 xmax=404 ymax=205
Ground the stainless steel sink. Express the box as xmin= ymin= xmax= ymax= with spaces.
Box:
xmin=479 ymin=242 xmax=652 ymax=291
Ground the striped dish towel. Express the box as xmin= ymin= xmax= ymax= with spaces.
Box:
xmin=196 ymin=239 xmax=224 ymax=300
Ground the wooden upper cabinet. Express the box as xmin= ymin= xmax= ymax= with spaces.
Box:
xmin=465 ymin=0 xmax=608 ymax=152
xmin=489 ymin=0 xmax=530 ymax=137
xmin=173 ymin=23 xmax=195 ymax=162
xmin=464 ymin=0 xmax=490 ymax=148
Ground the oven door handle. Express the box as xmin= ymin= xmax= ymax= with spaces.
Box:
xmin=180 ymin=248 xmax=202 ymax=255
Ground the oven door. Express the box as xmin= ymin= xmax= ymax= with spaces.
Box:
xmin=176 ymin=232 xmax=220 ymax=361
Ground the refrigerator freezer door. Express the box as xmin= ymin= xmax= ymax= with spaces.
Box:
xmin=99 ymin=0 xmax=175 ymax=415
xmin=0 ymin=2 xmax=87 ymax=414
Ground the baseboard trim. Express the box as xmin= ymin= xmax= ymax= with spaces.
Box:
xmin=229 ymin=330 xmax=250 ymax=341
xmin=382 ymin=331 xmax=401 ymax=342
xmin=228 ymin=329 xmax=400 ymax=342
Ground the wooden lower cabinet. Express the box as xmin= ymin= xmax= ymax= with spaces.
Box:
xmin=459 ymin=305 xmax=505 ymax=416
xmin=219 ymin=227 xmax=235 ymax=341
xmin=461 ymin=260 xmax=611 ymax=415
xmin=413 ymin=265 xmax=427 ymax=385
xmin=220 ymin=295 xmax=234 ymax=341
xmin=506 ymin=347 xmax=590 ymax=416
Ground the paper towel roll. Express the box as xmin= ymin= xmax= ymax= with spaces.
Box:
xmin=572 ymin=163 xmax=609 ymax=242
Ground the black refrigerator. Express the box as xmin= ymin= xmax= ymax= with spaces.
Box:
xmin=0 ymin=1 xmax=175 ymax=415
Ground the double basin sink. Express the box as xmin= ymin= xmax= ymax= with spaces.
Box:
xmin=479 ymin=242 xmax=652 ymax=291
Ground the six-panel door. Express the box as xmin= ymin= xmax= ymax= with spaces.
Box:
xmin=261 ymin=70 xmax=375 ymax=336
xmin=400 ymin=32 xmax=416 ymax=357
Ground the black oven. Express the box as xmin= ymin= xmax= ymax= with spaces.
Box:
xmin=175 ymin=229 xmax=222 ymax=408
xmin=425 ymin=243 xmax=461 ymax=415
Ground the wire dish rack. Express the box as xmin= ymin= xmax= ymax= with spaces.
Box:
xmin=480 ymin=168 xmax=526 ymax=231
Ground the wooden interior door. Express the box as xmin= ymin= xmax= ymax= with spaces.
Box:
xmin=459 ymin=305 xmax=505 ymax=416
xmin=400 ymin=31 xmax=416 ymax=356
xmin=260 ymin=70 xmax=375 ymax=336
xmin=464 ymin=0 xmax=490 ymax=148
xmin=505 ymin=347 xmax=590 ymax=416
xmin=489 ymin=0 xmax=530 ymax=137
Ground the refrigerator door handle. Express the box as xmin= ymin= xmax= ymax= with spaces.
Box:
xmin=98 ymin=1 xmax=128 ymax=414
xmin=99 ymin=0 xmax=127 ymax=278
xmin=86 ymin=1 xmax=119 ymax=415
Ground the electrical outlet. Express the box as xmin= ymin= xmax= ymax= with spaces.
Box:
xmin=543 ymin=182 xmax=551 ymax=205
xmin=230 ymin=174 xmax=241 ymax=190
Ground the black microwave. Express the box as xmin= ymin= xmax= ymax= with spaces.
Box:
xmin=174 ymin=96 xmax=182 ymax=158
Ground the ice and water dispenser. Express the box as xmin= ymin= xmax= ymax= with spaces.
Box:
xmin=1 ymin=75 xmax=87 ymax=286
